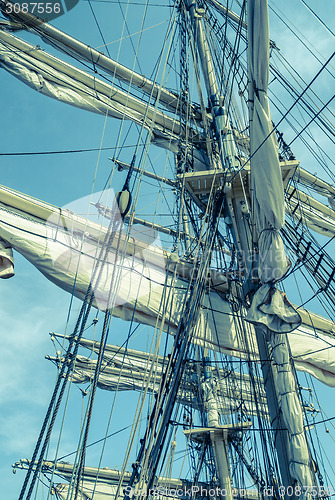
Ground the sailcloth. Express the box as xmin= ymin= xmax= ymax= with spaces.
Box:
xmin=0 ymin=30 xmax=197 ymax=158
xmin=247 ymin=0 xmax=315 ymax=489
xmin=1 ymin=26 xmax=334 ymax=233
xmin=0 ymin=237 xmax=14 ymax=278
xmin=0 ymin=184 xmax=334 ymax=386
xmin=55 ymin=482 xmax=121 ymax=500
xmin=286 ymin=186 xmax=335 ymax=237
xmin=246 ymin=0 xmax=296 ymax=331
xmin=48 ymin=340 xmax=268 ymax=418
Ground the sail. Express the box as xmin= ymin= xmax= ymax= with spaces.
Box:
xmin=0 ymin=236 xmax=14 ymax=278
xmin=54 ymin=482 xmax=121 ymax=500
xmin=54 ymin=479 xmax=261 ymax=500
xmin=246 ymin=0 xmax=298 ymax=333
xmin=0 ymin=28 xmax=216 ymax=172
xmin=0 ymin=183 xmax=334 ymax=385
xmin=0 ymin=30 xmax=203 ymax=156
xmin=0 ymin=5 xmax=199 ymax=118
xmin=286 ymin=185 xmax=335 ymax=237
xmin=15 ymin=460 xmax=207 ymax=500
xmin=47 ymin=339 xmax=269 ymax=418
xmin=14 ymin=458 xmax=263 ymax=500
xmin=294 ymin=166 xmax=335 ymax=206
xmin=2 ymin=28 xmax=334 ymax=227
xmin=1 ymin=0 xmax=335 ymax=495
xmin=247 ymin=0 xmax=315 ymax=489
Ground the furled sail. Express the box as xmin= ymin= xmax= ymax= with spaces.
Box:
xmin=0 ymin=236 xmax=14 ymax=278
xmin=0 ymin=29 xmax=203 ymax=156
xmin=14 ymin=460 xmax=210 ymax=500
xmin=247 ymin=0 xmax=314 ymax=489
xmin=14 ymin=459 xmax=262 ymax=500
xmin=54 ymin=482 xmax=121 ymax=500
xmin=54 ymin=480 xmax=261 ymax=500
xmin=0 ymin=2 xmax=199 ymax=119
xmin=285 ymin=185 xmax=335 ymax=237
xmin=0 ymin=184 xmax=334 ymax=386
xmin=0 ymin=28 xmax=215 ymax=170
xmin=47 ymin=339 xmax=269 ymax=418
xmin=0 ymin=26 xmax=254 ymax=170
xmin=246 ymin=0 xmax=296 ymax=331
xmin=294 ymin=166 xmax=335 ymax=207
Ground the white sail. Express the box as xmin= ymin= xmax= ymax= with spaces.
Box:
xmin=15 ymin=460 xmax=205 ymax=500
xmin=0 ymin=29 xmax=216 ymax=172
xmin=0 ymin=236 xmax=14 ymax=278
xmin=0 ymin=30 xmax=200 ymax=154
xmin=48 ymin=343 xmax=269 ymax=418
xmin=0 ymin=184 xmax=334 ymax=386
xmin=246 ymin=0 xmax=297 ymax=332
xmin=294 ymin=166 xmax=335 ymax=203
xmin=247 ymin=0 xmax=314 ymax=489
xmin=0 ymin=6 xmax=198 ymax=119
xmin=55 ymin=482 xmax=121 ymax=500
xmin=1 ymin=0 xmax=335 ymax=494
xmin=14 ymin=459 xmax=261 ymax=499
xmin=54 ymin=479 xmax=260 ymax=500
xmin=286 ymin=185 xmax=335 ymax=237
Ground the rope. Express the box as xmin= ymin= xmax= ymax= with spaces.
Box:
xmin=74 ymin=218 xmax=123 ymax=499
xmin=229 ymin=49 xmax=335 ymax=185
xmin=0 ymin=144 xmax=145 ymax=156
xmin=299 ymin=0 xmax=335 ymax=38
xmin=19 ymin=207 xmax=122 ymax=500
xmin=87 ymin=0 xmax=112 ymax=58
xmin=287 ymin=94 xmax=335 ymax=148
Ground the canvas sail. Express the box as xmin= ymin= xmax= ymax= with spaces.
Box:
xmin=15 ymin=460 xmax=210 ymax=500
xmin=1 ymin=0 xmax=334 ymax=495
xmin=0 ymin=184 xmax=334 ymax=386
xmin=294 ymin=166 xmax=335 ymax=204
xmin=286 ymin=185 xmax=335 ymax=237
xmin=247 ymin=0 xmax=315 ymax=489
xmin=14 ymin=459 xmax=262 ymax=500
xmin=0 ymin=30 xmax=190 ymax=143
xmin=1 ymin=26 xmax=334 ymax=235
xmin=47 ymin=340 xmax=269 ymax=418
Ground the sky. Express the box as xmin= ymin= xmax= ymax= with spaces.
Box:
xmin=1 ymin=0 xmax=335 ymax=497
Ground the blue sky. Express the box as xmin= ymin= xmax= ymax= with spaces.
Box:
xmin=1 ymin=0 xmax=335 ymax=497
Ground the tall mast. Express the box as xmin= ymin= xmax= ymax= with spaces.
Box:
xmin=186 ymin=0 xmax=240 ymax=175
xmin=246 ymin=0 xmax=316 ymax=494
xmin=184 ymin=0 xmax=249 ymax=494
xmin=185 ymin=0 xmax=317 ymax=493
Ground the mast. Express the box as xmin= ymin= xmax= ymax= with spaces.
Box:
xmin=183 ymin=0 xmax=246 ymax=494
xmin=246 ymin=0 xmax=317 ymax=494
xmin=186 ymin=0 xmax=240 ymax=175
xmin=185 ymin=0 xmax=316 ymax=494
